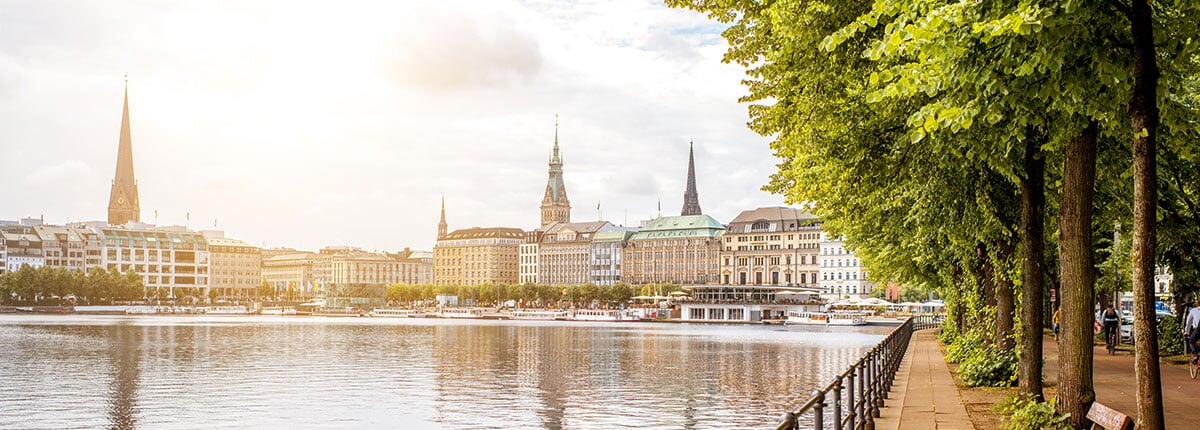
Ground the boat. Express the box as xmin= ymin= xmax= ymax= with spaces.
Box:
xmin=206 ymin=306 xmax=254 ymax=315
xmin=568 ymin=309 xmax=640 ymax=322
xmin=827 ymin=312 xmax=868 ymax=326
xmin=509 ymin=309 xmax=569 ymax=320
xmin=369 ymin=308 xmax=419 ymax=318
xmin=437 ymin=308 xmax=484 ymax=319
xmin=785 ymin=311 xmax=830 ymax=325
xmin=261 ymin=306 xmax=297 ymax=316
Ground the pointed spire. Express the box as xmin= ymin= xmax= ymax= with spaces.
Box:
xmin=108 ymin=74 xmax=140 ymax=226
xmin=681 ymin=141 xmax=703 ymax=216
xmin=437 ymin=193 xmax=448 ymax=239
xmin=541 ymin=115 xmax=570 ymax=227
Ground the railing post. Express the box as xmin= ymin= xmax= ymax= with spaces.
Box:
xmin=872 ymin=350 xmax=882 ymax=417
xmin=846 ymin=366 xmax=856 ymax=430
xmin=858 ymin=361 xmax=868 ymax=430
xmin=812 ymin=390 xmax=826 ymax=430
xmin=832 ymin=377 xmax=843 ymax=430
xmin=778 ymin=411 xmax=797 ymax=430
xmin=864 ymin=357 xmax=875 ymax=430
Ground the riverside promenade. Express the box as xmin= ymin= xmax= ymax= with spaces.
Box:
xmin=877 ymin=329 xmax=1200 ymax=429
xmin=874 ymin=330 xmax=971 ymax=430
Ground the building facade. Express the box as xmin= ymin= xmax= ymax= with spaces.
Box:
xmin=434 ymin=227 xmax=524 ymax=286
xmin=519 ymin=238 xmax=539 ymax=284
xmin=719 ymin=207 xmax=821 ymax=287
xmin=623 ymin=215 xmax=724 ymax=285
xmin=95 ymin=226 xmax=209 ymax=299
xmin=262 ymin=252 xmax=320 ymax=298
xmin=818 ymin=233 xmax=873 ymax=300
xmin=589 ymin=229 xmax=635 ymax=286
xmin=206 ymin=236 xmax=262 ymax=300
xmin=530 ymin=221 xmax=614 ymax=285
xmin=0 ymin=230 xmax=43 ymax=272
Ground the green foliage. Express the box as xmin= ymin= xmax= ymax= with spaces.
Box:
xmin=994 ymin=394 xmax=1071 ymax=430
xmin=383 ymin=282 xmax=668 ymax=307
xmin=1158 ymin=315 xmax=1184 ymax=356
xmin=945 ymin=328 xmax=985 ymax=364
xmin=958 ymin=345 xmax=1018 ymax=387
xmin=0 ymin=265 xmax=143 ymax=304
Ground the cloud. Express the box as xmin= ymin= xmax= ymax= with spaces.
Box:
xmin=25 ymin=160 xmax=95 ymax=185
xmin=388 ymin=5 xmax=543 ymax=91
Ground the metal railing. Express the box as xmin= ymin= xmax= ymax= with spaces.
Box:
xmin=775 ymin=314 xmax=943 ymax=430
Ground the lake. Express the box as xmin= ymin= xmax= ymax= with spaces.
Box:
xmin=0 ymin=315 xmax=890 ymax=429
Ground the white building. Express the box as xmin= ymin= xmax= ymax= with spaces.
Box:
xmin=519 ymin=240 xmax=539 ymax=284
xmin=818 ymin=232 xmax=873 ymax=300
xmin=0 ymin=230 xmax=45 ymax=272
xmin=95 ymin=226 xmax=210 ymax=300
xmin=589 ymin=229 xmax=634 ymax=285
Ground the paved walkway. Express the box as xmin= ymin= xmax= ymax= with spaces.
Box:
xmin=1044 ymin=336 xmax=1200 ymax=428
xmin=881 ymin=331 xmax=1200 ymax=429
xmin=875 ymin=330 xmax=972 ymax=430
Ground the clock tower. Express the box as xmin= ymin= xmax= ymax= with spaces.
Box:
xmin=108 ymin=77 xmax=140 ymax=226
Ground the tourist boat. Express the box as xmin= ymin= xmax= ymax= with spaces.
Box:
xmin=827 ymin=312 xmax=868 ymax=326
xmin=261 ymin=306 xmax=297 ymax=316
xmin=437 ymin=308 xmax=484 ymax=319
xmin=568 ymin=309 xmax=640 ymax=322
xmin=369 ymin=308 xmax=419 ymax=318
xmin=124 ymin=307 xmax=159 ymax=315
xmin=785 ymin=311 xmax=830 ymax=325
xmin=206 ymin=306 xmax=254 ymax=315
xmin=509 ymin=309 xmax=569 ymax=321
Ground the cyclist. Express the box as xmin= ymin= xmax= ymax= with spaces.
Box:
xmin=1185 ymin=298 xmax=1200 ymax=365
xmin=1101 ymin=305 xmax=1121 ymax=349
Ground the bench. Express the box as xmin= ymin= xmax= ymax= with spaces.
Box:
xmin=1085 ymin=402 xmax=1132 ymax=430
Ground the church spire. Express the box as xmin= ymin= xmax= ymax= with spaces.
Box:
xmin=540 ymin=115 xmax=570 ymax=227
xmin=681 ymin=141 xmax=702 ymax=216
xmin=437 ymin=194 xmax=448 ymax=239
xmin=108 ymin=75 xmax=140 ymax=226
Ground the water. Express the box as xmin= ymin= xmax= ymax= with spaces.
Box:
xmin=0 ymin=315 xmax=890 ymax=429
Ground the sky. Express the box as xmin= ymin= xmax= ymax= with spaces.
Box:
xmin=0 ymin=0 xmax=790 ymax=252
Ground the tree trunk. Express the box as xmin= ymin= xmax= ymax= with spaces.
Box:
xmin=1058 ymin=122 xmax=1098 ymax=429
xmin=953 ymin=263 xmax=966 ymax=334
xmin=996 ymin=240 xmax=1016 ymax=351
xmin=1020 ymin=139 xmax=1046 ymax=400
xmin=1129 ymin=0 xmax=1164 ymax=427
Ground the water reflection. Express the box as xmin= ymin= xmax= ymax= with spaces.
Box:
xmin=107 ymin=323 xmax=140 ymax=430
xmin=0 ymin=316 xmax=888 ymax=429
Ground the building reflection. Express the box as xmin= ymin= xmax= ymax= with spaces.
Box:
xmin=106 ymin=323 xmax=141 ymax=430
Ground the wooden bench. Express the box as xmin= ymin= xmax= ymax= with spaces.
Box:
xmin=1085 ymin=402 xmax=1132 ymax=430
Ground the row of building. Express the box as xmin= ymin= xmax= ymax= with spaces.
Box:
xmin=432 ymin=132 xmax=876 ymax=300
xmin=0 ymin=218 xmax=431 ymax=301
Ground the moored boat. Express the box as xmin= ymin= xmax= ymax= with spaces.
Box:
xmin=827 ymin=312 xmax=868 ymax=326
xmin=370 ymin=308 xmax=418 ymax=318
xmin=785 ymin=311 xmax=829 ymax=325
xmin=437 ymin=308 xmax=484 ymax=319
xmin=205 ymin=306 xmax=254 ymax=315
xmin=568 ymin=309 xmax=639 ymax=322
xmin=261 ymin=306 xmax=297 ymax=316
xmin=509 ymin=309 xmax=569 ymax=321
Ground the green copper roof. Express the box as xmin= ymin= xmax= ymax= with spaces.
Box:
xmin=592 ymin=230 xmax=635 ymax=242
xmin=631 ymin=215 xmax=725 ymax=240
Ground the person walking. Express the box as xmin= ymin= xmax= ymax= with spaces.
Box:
xmin=1184 ymin=298 xmax=1200 ymax=365
xmin=1052 ymin=306 xmax=1061 ymax=338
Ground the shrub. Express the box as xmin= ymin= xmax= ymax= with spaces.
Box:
xmin=957 ymin=346 xmax=1018 ymax=387
xmin=994 ymin=394 xmax=1070 ymax=430
xmin=1158 ymin=315 xmax=1184 ymax=355
xmin=945 ymin=329 xmax=986 ymax=364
